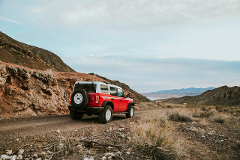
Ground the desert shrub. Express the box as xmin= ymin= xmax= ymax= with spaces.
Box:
xmin=192 ymin=109 xmax=212 ymax=118
xmin=131 ymin=117 xmax=186 ymax=159
xmin=199 ymin=112 xmax=212 ymax=118
xmin=169 ymin=112 xmax=192 ymax=122
xmin=192 ymin=109 xmax=203 ymax=118
xmin=201 ymin=106 xmax=211 ymax=112
xmin=131 ymin=117 xmax=178 ymax=149
xmin=215 ymin=105 xmax=225 ymax=112
xmin=211 ymin=112 xmax=230 ymax=124
xmin=186 ymin=101 xmax=200 ymax=108
xmin=213 ymin=117 xmax=224 ymax=123
xmin=162 ymin=103 xmax=185 ymax=109
xmin=162 ymin=105 xmax=174 ymax=108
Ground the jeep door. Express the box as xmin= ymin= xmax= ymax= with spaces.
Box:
xmin=117 ymin=88 xmax=129 ymax=112
xmin=109 ymin=86 xmax=121 ymax=112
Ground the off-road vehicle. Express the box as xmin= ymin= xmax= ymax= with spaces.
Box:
xmin=68 ymin=81 xmax=134 ymax=123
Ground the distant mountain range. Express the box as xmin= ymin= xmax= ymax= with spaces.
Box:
xmin=152 ymin=87 xmax=215 ymax=95
xmin=142 ymin=87 xmax=215 ymax=99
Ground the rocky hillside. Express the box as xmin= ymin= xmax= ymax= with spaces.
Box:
xmin=0 ymin=61 xmax=105 ymax=119
xmin=0 ymin=31 xmax=74 ymax=72
xmin=163 ymin=86 xmax=240 ymax=106
xmin=0 ymin=61 xmax=150 ymax=119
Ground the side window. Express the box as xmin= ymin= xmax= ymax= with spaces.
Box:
xmin=117 ymin=88 xmax=124 ymax=97
xmin=110 ymin=87 xmax=118 ymax=96
xmin=100 ymin=84 xmax=109 ymax=94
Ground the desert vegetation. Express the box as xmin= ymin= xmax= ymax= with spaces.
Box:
xmin=134 ymin=101 xmax=240 ymax=159
xmin=1 ymin=101 xmax=239 ymax=159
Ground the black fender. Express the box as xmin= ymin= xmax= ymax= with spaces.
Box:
xmin=101 ymin=101 xmax=114 ymax=110
xmin=127 ymin=103 xmax=134 ymax=111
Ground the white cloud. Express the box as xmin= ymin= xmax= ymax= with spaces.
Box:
xmin=4 ymin=0 xmax=237 ymax=29
xmin=0 ymin=16 xmax=24 ymax=25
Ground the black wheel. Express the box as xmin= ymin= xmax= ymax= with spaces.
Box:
xmin=99 ymin=105 xmax=113 ymax=124
xmin=70 ymin=110 xmax=84 ymax=120
xmin=71 ymin=89 xmax=89 ymax=108
xmin=126 ymin=105 xmax=134 ymax=118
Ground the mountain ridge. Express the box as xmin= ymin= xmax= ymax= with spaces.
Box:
xmin=0 ymin=31 xmax=75 ymax=72
xmin=162 ymin=85 xmax=240 ymax=106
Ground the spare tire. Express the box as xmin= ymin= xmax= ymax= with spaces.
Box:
xmin=71 ymin=89 xmax=89 ymax=108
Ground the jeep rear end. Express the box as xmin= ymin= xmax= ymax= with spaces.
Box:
xmin=68 ymin=81 xmax=134 ymax=123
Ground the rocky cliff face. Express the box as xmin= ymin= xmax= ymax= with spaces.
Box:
xmin=0 ymin=62 xmax=104 ymax=119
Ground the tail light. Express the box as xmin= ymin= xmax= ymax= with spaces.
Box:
xmin=69 ymin=93 xmax=72 ymax=105
xmin=96 ymin=95 xmax=100 ymax=103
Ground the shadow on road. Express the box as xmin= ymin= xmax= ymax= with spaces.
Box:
xmin=74 ymin=114 xmax=127 ymax=124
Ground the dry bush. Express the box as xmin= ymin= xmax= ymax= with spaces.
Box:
xmin=186 ymin=101 xmax=200 ymax=108
xmin=131 ymin=117 xmax=186 ymax=159
xmin=210 ymin=112 xmax=230 ymax=124
xmin=132 ymin=117 xmax=176 ymax=149
xmin=192 ymin=108 xmax=214 ymax=118
xmin=168 ymin=109 xmax=192 ymax=122
xmin=201 ymin=106 xmax=214 ymax=112
xmin=162 ymin=103 xmax=186 ymax=109
xmin=192 ymin=109 xmax=204 ymax=118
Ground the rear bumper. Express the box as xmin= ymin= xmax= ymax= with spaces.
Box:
xmin=68 ymin=105 xmax=104 ymax=113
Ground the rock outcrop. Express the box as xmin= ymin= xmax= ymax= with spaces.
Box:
xmin=0 ymin=61 xmax=104 ymax=119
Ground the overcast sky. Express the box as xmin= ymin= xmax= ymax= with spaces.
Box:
xmin=0 ymin=0 xmax=239 ymax=92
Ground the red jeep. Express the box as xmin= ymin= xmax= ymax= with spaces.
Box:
xmin=68 ymin=81 xmax=134 ymax=123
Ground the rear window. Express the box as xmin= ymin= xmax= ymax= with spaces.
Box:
xmin=100 ymin=84 xmax=109 ymax=94
xmin=74 ymin=83 xmax=96 ymax=93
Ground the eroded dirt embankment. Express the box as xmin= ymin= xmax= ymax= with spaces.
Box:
xmin=0 ymin=61 xmax=105 ymax=119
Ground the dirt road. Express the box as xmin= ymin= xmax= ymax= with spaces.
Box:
xmin=0 ymin=109 xmax=168 ymax=139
